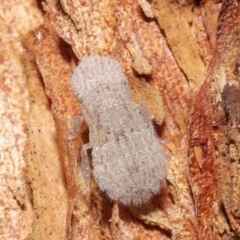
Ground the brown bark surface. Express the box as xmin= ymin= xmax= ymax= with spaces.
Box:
xmin=1 ymin=0 xmax=240 ymax=239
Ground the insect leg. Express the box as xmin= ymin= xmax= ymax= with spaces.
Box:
xmin=68 ymin=116 xmax=83 ymax=140
xmin=80 ymin=143 xmax=92 ymax=194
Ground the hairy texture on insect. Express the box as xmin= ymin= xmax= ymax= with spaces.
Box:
xmin=71 ymin=56 xmax=166 ymax=205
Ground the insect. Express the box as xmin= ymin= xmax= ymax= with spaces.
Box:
xmin=71 ymin=56 xmax=166 ymax=205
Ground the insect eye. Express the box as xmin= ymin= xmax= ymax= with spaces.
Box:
xmin=77 ymin=94 xmax=83 ymax=103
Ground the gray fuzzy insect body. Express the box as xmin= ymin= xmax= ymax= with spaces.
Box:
xmin=71 ymin=56 xmax=166 ymax=205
